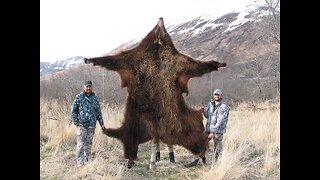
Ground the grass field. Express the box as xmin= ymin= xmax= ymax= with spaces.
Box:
xmin=40 ymin=99 xmax=279 ymax=180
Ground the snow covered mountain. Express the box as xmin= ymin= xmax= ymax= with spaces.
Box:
xmin=40 ymin=0 xmax=279 ymax=77
xmin=40 ymin=56 xmax=85 ymax=76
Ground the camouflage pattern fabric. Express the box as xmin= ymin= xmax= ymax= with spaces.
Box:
xmin=204 ymin=100 xmax=230 ymax=134
xmin=203 ymin=100 xmax=229 ymax=161
xmin=76 ymin=126 xmax=95 ymax=165
xmin=213 ymin=133 xmax=223 ymax=161
xmin=71 ymin=92 xmax=104 ymax=128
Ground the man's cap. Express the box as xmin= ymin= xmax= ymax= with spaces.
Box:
xmin=213 ymin=89 xmax=222 ymax=95
xmin=84 ymin=80 xmax=92 ymax=86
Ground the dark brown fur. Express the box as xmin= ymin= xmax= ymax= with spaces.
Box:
xmin=85 ymin=18 xmax=227 ymax=168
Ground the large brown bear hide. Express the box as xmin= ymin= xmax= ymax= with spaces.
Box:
xmin=84 ymin=17 xmax=227 ymax=168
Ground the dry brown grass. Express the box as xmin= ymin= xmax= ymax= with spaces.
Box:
xmin=40 ymin=99 xmax=280 ymax=180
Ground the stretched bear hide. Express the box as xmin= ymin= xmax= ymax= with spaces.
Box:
xmin=84 ymin=17 xmax=227 ymax=168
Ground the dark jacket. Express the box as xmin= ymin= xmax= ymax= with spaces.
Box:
xmin=71 ymin=92 xmax=104 ymax=128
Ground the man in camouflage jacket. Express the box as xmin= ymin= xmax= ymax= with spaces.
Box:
xmin=204 ymin=88 xmax=230 ymax=161
xmin=185 ymin=88 xmax=230 ymax=167
xmin=71 ymin=80 xmax=105 ymax=166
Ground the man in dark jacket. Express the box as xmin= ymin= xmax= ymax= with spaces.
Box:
xmin=71 ymin=80 xmax=106 ymax=166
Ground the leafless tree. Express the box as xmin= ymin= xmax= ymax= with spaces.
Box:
xmin=40 ymin=64 xmax=127 ymax=106
xmin=237 ymin=0 xmax=280 ymax=100
xmin=252 ymin=0 xmax=280 ymax=44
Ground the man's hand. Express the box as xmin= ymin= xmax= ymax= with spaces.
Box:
xmin=208 ymin=133 xmax=215 ymax=139
xmin=199 ymin=105 xmax=205 ymax=113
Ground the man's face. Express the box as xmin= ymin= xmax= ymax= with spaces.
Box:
xmin=213 ymin=93 xmax=222 ymax=101
xmin=83 ymin=85 xmax=92 ymax=94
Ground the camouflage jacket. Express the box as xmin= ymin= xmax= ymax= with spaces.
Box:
xmin=204 ymin=100 xmax=230 ymax=134
xmin=71 ymin=92 xmax=104 ymax=128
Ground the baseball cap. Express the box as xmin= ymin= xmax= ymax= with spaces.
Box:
xmin=213 ymin=89 xmax=222 ymax=95
xmin=84 ymin=80 xmax=92 ymax=86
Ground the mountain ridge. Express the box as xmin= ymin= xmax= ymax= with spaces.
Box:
xmin=40 ymin=1 xmax=279 ymax=103
xmin=40 ymin=2 xmax=274 ymax=77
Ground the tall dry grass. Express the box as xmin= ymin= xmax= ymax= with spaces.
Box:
xmin=202 ymin=100 xmax=280 ymax=180
xmin=40 ymin=98 xmax=280 ymax=180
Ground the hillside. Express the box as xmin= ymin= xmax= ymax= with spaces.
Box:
xmin=40 ymin=1 xmax=279 ymax=105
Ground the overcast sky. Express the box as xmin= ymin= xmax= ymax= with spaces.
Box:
xmin=40 ymin=0 xmax=259 ymax=62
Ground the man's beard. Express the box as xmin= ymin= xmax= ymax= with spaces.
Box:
xmin=215 ymin=98 xmax=221 ymax=102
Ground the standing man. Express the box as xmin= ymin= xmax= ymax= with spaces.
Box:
xmin=71 ymin=80 xmax=106 ymax=166
xmin=185 ymin=88 xmax=230 ymax=167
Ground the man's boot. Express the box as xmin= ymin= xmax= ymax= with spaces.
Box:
xmin=169 ymin=152 xmax=175 ymax=163
xmin=127 ymin=160 xmax=135 ymax=169
xmin=156 ymin=152 xmax=160 ymax=162
xmin=201 ymin=156 xmax=206 ymax=164
xmin=214 ymin=153 xmax=219 ymax=162
xmin=184 ymin=158 xmax=199 ymax=168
